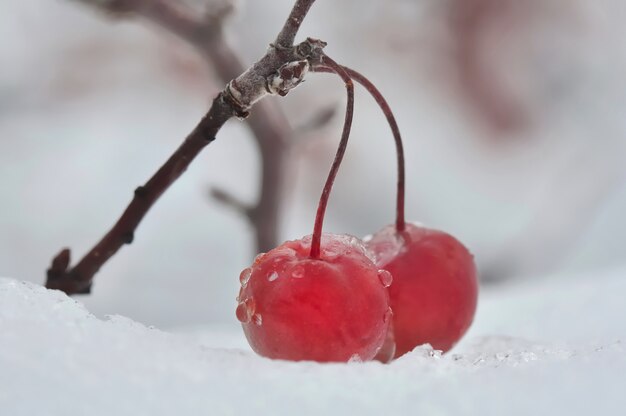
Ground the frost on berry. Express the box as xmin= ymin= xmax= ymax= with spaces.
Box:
xmin=236 ymin=233 xmax=391 ymax=362
xmin=297 ymin=233 xmax=376 ymax=263
xmin=365 ymin=223 xmax=407 ymax=266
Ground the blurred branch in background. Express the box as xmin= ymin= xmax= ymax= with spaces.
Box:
xmin=448 ymin=0 xmax=531 ymax=134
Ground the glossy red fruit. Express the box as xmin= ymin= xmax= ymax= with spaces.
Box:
xmin=366 ymin=223 xmax=478 ymax=357
xmin=237 ymin=233 xmax=392 ymax=362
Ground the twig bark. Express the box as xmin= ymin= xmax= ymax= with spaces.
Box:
xmin=47 ymin=0 xmax=322 ymax=294
xmin=47 ymin=94 xmax=236 ymax=294
xmin=79 ymin=0 xmax=299 ymax=253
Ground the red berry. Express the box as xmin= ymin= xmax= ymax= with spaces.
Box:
xmin=237 ymin=233 xmax=391 ymax=362
xmin=366 ymin=223 xmax=478 ymax=357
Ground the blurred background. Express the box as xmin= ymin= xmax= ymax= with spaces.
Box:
xmin=1 ymin=0 xmax=625 ymax=330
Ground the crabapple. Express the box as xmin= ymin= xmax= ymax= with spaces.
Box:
xmin=314 ymin=62 xmax=478 ymax=359
xmin=236 ymin=233 xmax=392 ymax=362
xmin=367 ymin=223 xmax=477 ymax=357
xmin=234 ymin=55 xmax=394 ymax=362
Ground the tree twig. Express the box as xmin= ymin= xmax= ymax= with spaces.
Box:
xmin=126 ymin=0 xmax=311 ymax=252
xmin=47 ymin=94 xmax=236 ymax=294
xmin=275 ymin=0 xmax=317 ymax=48
xmin=47 ymin=0 xmax=322 ymax=294
xmin=77 ymin=0 xmax=301 ymax=254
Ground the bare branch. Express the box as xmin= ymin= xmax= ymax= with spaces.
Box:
xmin=275 ymin=0 xmax=317 ymax=48
xmin=70 ymin=0 xmax=319 ymax=255
xmin=47 ymin=93 xmax=236 ymax=294
xmin=47 ymin=0 xmax=323 ymax=294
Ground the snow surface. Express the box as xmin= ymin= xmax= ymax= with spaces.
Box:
xmin=1 ymin=268 xmax=625 ymax=415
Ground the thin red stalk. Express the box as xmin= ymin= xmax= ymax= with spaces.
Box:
xmin=313 ymin=65 xmax=406 ymax=232
xmin=309 ymin=55 xmax=354 ymax=259
xmin=275 ymin=0 xmax=318 ymax=48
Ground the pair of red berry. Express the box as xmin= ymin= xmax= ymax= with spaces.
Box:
xmin=236 ymin=56 xmax=478 ymax=362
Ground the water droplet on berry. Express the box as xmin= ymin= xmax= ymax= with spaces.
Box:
xmin=348 ymin=354 xmax=362 ymax=363
xmin=235 ymin=298 xmax=256 ymax=323
xmin=254 ymin=253 xmax=266 ymax=264
xmin=291 ymin=265 xmax=305 ymax=278
xmin=383 ymin=307 xmax=393 ymax=323
xmin=377 ymin=270 xmax=393 ymax=287
xmin=239 ymin=268 xmax=252 ymax=287
xmin=267 ymin=271 xmax=279 ymax=282
xmin=235 ymin=302 xmax=249 ymax=323
xmin=362 ymin=234 xmax=373 ymax=242
xmin=253 ymin=313 xmax=263 ymax=326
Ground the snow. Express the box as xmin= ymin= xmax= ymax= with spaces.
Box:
xmin=2 ymin=268 xmax=625 ymax=415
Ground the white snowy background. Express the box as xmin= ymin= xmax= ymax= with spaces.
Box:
xmin=1 ymin=0 xmax=625 ymax=414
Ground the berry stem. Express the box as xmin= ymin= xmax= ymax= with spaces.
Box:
xmin=309 ymin=55 xmax=355 ymax=259
xmin=313 ymin=65 xmax=406 ymax=232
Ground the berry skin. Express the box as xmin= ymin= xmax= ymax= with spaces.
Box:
xmin=237 ymin=233 xmax=392 ymax=362
xmin=366 ymin=223 xmax=478 ymax=357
